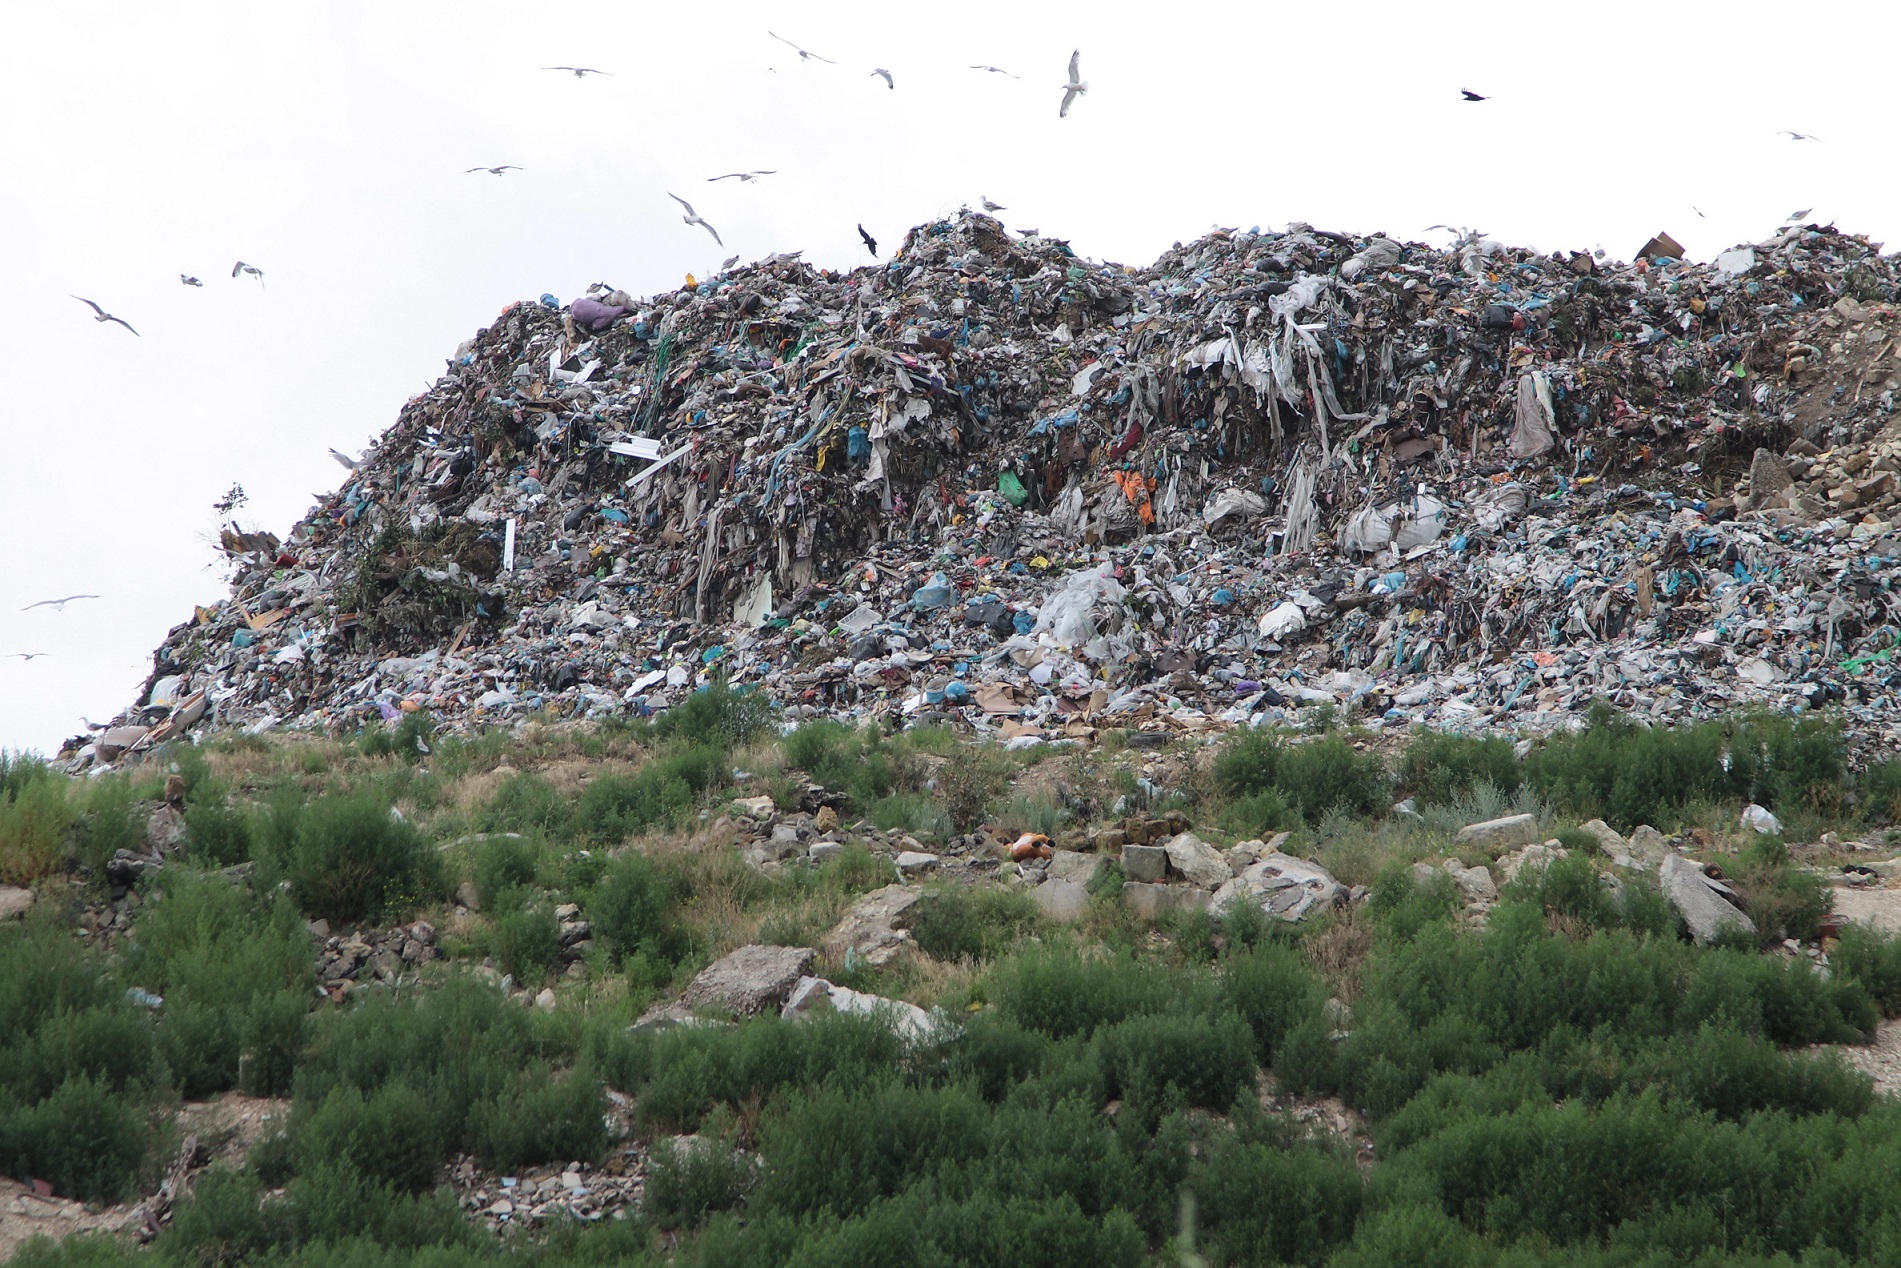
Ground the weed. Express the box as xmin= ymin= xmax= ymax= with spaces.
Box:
xmin=273 ymin=790 xmax=442 ymax=925
xmin=908 ymin=888 xmax=1040 ymax=963
xmin=1398 ymin=732 xmax=1522 ymax=806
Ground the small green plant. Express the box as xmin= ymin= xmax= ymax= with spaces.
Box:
xmin=907 ymin=888 xmax=1040 ymax=962
xmin=359 ymin=710 xmax=436 ymax=763
xmin=939 ymin=747 xmax=1012 ymax=833
xmin=489 ymin=906 xmax=561 ymax=983
xmin=479 ymin=772 xmax=571 ymax=835
xmin=0 ymin=762 xmax=73 ymax=885
xmin=472 ymin=835 xmax=538 ymax=910
xmin=1398 ymin=732 xmax=1522 ymax=806
xmin=588 ymin=852 xmax=684 ymax=965
xmin=644 ymin=1129 xmax=757 ymax=1230
xmin=274 ymin=790 xmax=441 ymax=925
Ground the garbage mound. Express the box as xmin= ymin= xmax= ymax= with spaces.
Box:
xmin=76 ymin=211 xmax=1901 ymax=764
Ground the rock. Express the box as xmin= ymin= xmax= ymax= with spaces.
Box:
xmin=1094 ymin=828 xmax=1126 ymax=850
xmin=1497 ymin=842 xmax=1567 ymax=885
xmin=1211 ymin=852 xmax=1345 ymax=922
xmin=732 ymin=795 xmax=776 ymax=819
xmin=146 ymin=804 xmax=187 ymax=853
xmin=1162 ymin=832 xmax=1233 ymax=888
xmin=1453 ymin=813 xmax=1540 ymax=853
xmin=1121 ymin=843 xmax=1168 ymax=882
xmin=815 ymin=805 xmax=840 ymax=832
xmin=683 ymin=944 xmax=817 ymax=1016
xmin=1625 ymin=824 xmax=1669 ymax=863
xmin=1444 ymin=859 xmax=1498 ymax=902
xmin=821 ymin=884 xmax=923 ymax=966
xmin=456 ymin=880 xmax=482 ymax=911
xmin=534 ymin=988 xmax=557 ymax=1012
xmin=554 ymin=903 xmax=580 ymax=921
xmin=1747 ymin=447 xmax=1795 ymax=510
xmin=1660 ymin=854 xmax=1757 ymax=945
xmin=0 ymin=885 xmax=34 ymax=921
xmin=1123 ymin=881 xmax=1211 ymax=919
xmin=895 ymin=851 xmax=939 ymax=876
xmin=1046 ymin=849 xmax=1104 ymax=885
xmin=1576 ymin=819 xmax=1628 ymax=853
xmin=782 ymin=975 xmax=933 ymax=1040
xmin=808 ymin=841 xmax=843 ymax=863
xmin=1031 ymin=877 xmax=1090 ymax=922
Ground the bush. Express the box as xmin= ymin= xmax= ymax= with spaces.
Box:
xmin=479 ymin=772 xmax=571 ymax=836
xmin=1213 ymin=729 xmax=1285 ymax=799
xmin=1220 ymin=943 xmax=1329 ymax=1064
xmin=490 ymin=906 xmax=561 ymax=983
xmin=1862 ymin=759 xmax=1901 ymax=822
xmin=939 ymin=747 xmax=1013 ymax=833
xmin=587 ymin=853 xmax=683 ymax=965
xmin=0 ymin=1075 xmax=155 ymax=1204
xmin=1213 ymin=729 xmax=1387 ymax=824
xmin=648 ymin=678 xmax=774 ymax=750
xmin=907 ymin=887 xmax=1039 ymax=962
xmin=1188 ymin=1133 xmax=1363 ymax=1267
xmin=183 ymin=794 xmax=254 ymax=867
xmin=295 ymin=1082 xmax=443 ymax=1194
xmin=472 ymin=835 xmax=538 ymax=910
xmin=1740 ymin=858 xmax=1831 ymax=946
xmin=1094 ymin=1011 xmax=1256 ymax=1117
xmin=1398 ymin=732 xmax=1522 ymax=806
xmin=276 ymin=791 xmax=440 ymax=925
xmin=993 ymin=949 xmax=1216 ymax=1041
xmin=360 ymin=710 xmax=435 ymax=763
xmin=1833 ymin=925 xmax=1901 ymax=1016
xmin=575 ymin=748 xmax=727 ymax=840
xmin=643 ymin=1132 xmax=756 ymax=1230
xmin=466 ymin=1064 xmax=608 ymax=1172
xmin=0 ymin=770 xmax=73 ymax=885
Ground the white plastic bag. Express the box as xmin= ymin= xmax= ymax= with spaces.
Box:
xmin=1034 ymin=565 xmax=1126 ymax=649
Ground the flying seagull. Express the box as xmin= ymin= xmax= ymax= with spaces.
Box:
xmin=79 ymin=717 xmax=112 ymax=731
xmin=720 ymin=254 xmax=740 ymax=271
xmin=70 ymin=297 xmax=138 ymax=335
xmin=180 ymin=274 xmax=203 ymax=287
xmin=1778 ymin=130 xmax=1824 ymax=142
xmin=545 ymin=66 xmax=609 ymax=77
xmin=707 ymin=170 xmax=776 ymax=183
xmin=1786 ymin=208 xmax=1814 ymax=222
xmin=857 ymin=224 xmax=878 ymax=257
xmin=969 ymin=64 xmax=1019 ymax=78
xmin=768 ymin=31 xmax=835 ymax=63
xmin=466 ymin=165 xmax=522 ymax=175
xmin=329 ymin=448 xmax=360 ymax=470
xmin=668 ymin=193 xmax=723 ymax=246
xmin=1461 ymin=88 xmax=1487 ymax=101
xmin=1692 ymin=206 xmax=1706 ymax=219
xmin=23 ymin=594 xmax=100 ymax=612
xmin=870 ymin=67 xmax=894 ymax=89
xmin=7 ymin=653 xmax=51 ymax=661
xmin=232 ymin=261 xmax=264 ymax=284
xmin=1059 ymin=50 xmax=1087 ymax=118
xmin=980 ymin=195 xmax=1006 ymax=212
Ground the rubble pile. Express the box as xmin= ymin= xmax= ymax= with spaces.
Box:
xmin=74 ymin=212 xmax=1901 ymax=763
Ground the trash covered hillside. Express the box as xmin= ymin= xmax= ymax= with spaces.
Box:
xmin=72 ymin=211 xmax=1901 ymax=766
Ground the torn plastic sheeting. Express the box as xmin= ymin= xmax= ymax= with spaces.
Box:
xmin=625 ymin=443 xmax=694 ymax=488
xmin=1508 ymin=371 xmax=1556 ymax=461
xmin=1713 ymin=247 xmax=1755 ymax=280
xmin=1034 ymin=565 xmax=1126 ymax=649
xmin=606 ymin=436 xmax=666 ymax=459
xmin=1471 ymin=481 xmax=1532 ymax=531
xmin=733 ymin=574 xmax=774 ymax=628
xmin=1342 ymin=502 xmax=1394 ymax=554
xmin=1393 ymin=494 xmax=1448 ymax=551
xmin=1258 ymin=602 xmax=1307 ymax=640
xmin=1202 ymin=487 xmax=1267 ymax=527
xmin=1339 ymin=236 xmax=1402 ymax=280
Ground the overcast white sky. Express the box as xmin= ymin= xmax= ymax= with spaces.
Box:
xmin=0 ymin=0 xmax=1890 ymax=756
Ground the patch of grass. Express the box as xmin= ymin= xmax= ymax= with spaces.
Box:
xmin=1212 ymin=729 xmax=1389 ymax=824
xmin=1398 ymin=732 xmax=1522 ymax=806
xmin=359 ymin=710 xmax=436 ymax=763
xmin=867 ymin=793 xmax=953 ymax=841
xmin=939 ymin=747 xmax=1013 ymax=833
xmin=0 ymin=758 xmax=73 ymax=885
xmin=908 ymin=888 xmax=1041 ymax=963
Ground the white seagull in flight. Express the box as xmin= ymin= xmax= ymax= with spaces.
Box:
xmin=1059 ymin=50 xmax=1088 ymax=118
xmin=668 ymin=194 xmax=724 ymax=246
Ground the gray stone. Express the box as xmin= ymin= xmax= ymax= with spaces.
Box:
xmin=0 ymin=885 xmax=35 ymax=922
xmin=682 ymin=944 xmax=816 ymax=1016
xmin=1121 ymin=843 xmax=1168 ymax=882
xmin=1445 ymin=860 xmax=1497 ymax=902
xmin=732 ymin=795 xmax=776 ymax=819
xmin=1576 ymin=819 xmax=1628 ymax=854
xmin=782 ymin=975 xmax=933 ymax=1040
xmin=1747 ymin=447 xmax=1795 ymax=511
xmin=895 ymin=850 xmax=940 ymax=875
xmin=456 ymin=880 xmax=482 ymax=911
xmin=534 ymin=988 xmax=557 ymax=1012
xmin=1626 ymin=825 xmax=1669 ymax=863
xmin=1660 ymin=854 xmax=1757 ymax=945
xmin=1046 ymin=849 xmax=1104 ymax=885
xmin=1452 ymin=814 xmax=1540 ymax=852
xmin=808 ymin=841 xmax=844 ymax=863
xmin=1123 ymin=881 xmax=1211 ymax=919
xmin=1162 ymin=832 xmax=1233 ymax=888
xmin=1211 ymin=852 xmax=1344 ymax=923
xmin=821 ymin=884 xmax=922 ymax=966
xmin=1498 ymin=842 xmax=1567 ymax=885
xmin=1031 ymin=877 xmax=1090 ymax=922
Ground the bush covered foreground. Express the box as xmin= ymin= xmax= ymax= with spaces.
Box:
xmin=9 ymin=698 xmax=1901 ymax=1265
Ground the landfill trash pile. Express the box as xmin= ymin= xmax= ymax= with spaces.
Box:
xmin=70 ymin=210 xmax=1901 ymax=766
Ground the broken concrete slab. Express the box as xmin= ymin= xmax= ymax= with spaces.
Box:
xmin=1211 ymin=852 xmax=1344 ymax=922
xmin=821 ymin=884 xmax=922 ymax=966
xmin=0 ymin=886 xmax=34 ymax=922
xmin=1453 ymin=814 xmax=1541 ymax=853
xmin=1031 ymin=877 xmax=1090 ymax=923
xmin=682 ymin=944 xmax=817 ymax=1017
xmin=1046 ymin=850 xmax=1104 ymax=886
xmin=1123 ymin=881 xmax=1212 ymax=920
xmin=782 ymin=975 xmax=933 ymax=1040
xmin=1121 ymin=843 xmax=1168 ymax=883
xmin=1162 ymin=831 xmax=1233 ymax=889
xmin=1660 ymin=854 xmax=1757 ymax=945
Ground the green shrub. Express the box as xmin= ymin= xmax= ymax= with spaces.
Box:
xmin=1861 ymin=759 xmax=1901 ymax=822
xmin=479 ymin=772 xmax=571 ymax=836
xmin=164 ymin=1166 xmax=286 ymax=1266
xmin=1739 ymin=858 xmax=1831 ymax=946
xmin=587 ymin=853 xmax=683 ymax=965
xmin=1213 ymin=729 xmax=1387 ymax=824
xmin=1188 ymin=1133 xmax=1363 ymax=1267
xmin=1219 ymin=788 xmax=1294 ymax=839
xmin=1220 ymin=943 xmax=1329 ymax=1064
xmin=648 ymin=678 xmax=773 ymax=750
xmin=643 ymin=1133 xmax=756 ymax=1230
xmin=466 ymin=1064 xmax=608 ymax=1172
xmin=0 ymin=1075 xmax=155 ymax=1204
xmin=993 ymin=949 xmax=1217 ymax=1041
xmin=1398 ymin=732 xmax=1522 ymax=806
xmin=183 ymin=795 xmax=254 ymax=867
xmin=574 ymin=748 xmax=727 ymax=840
xmin=472 ymin=835 xmax=538 ymax=910
xmin=1094 ymin=1011 xmax=1255 ymax=1117
xmin=295 ymin=1082 xmax=443 ymax=1194
xmin=1213 ymin=728 xmax=1285 ymax=799
xmin=939 ymin=747 xmax=1012 ymax=833
xmin=1833 ymin=925 xmax=1901 ymax=1016
xmin=490 ymin=906 xmax=561 ymax=983
xmin=866 ymin=792 xmax=953 ymax=841
xmin=753 ymin=1082 xmax=991 ymax=1219
xmin=0 ymin=772 xmax=73 ymax=885
xmin=69 ymin=779 xmax=149 ymax=873
xmin=276 ymin=791 xmax=440 ymax=925
xmin=908 ymin=887 xmax=1039 ymax=962
xmin=360 ymin=710 xmax=435 ymax=763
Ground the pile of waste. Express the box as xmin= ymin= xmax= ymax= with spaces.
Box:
xmin=70 ymin=209 xmax=1901 ymax=766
